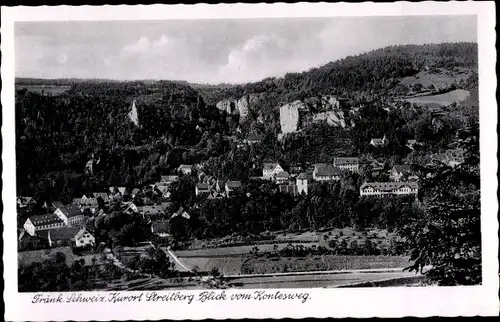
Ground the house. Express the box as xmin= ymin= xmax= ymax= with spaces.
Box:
xmin=359 ymin=182 xmax=418 ymax=197
xmin=296 ymin=173 xmax=309 ymax=195
xmin=333 ymin=157 xmax=360 ymax=172
xmin=137 ymin=204 xmax=170 ymax=218
xmin=370 ymin=135 xmax=389 ymax=147
xmin=36 ymin=227 xmax=94 ymax=248
xmin=390 ymin=164 xmax=412 ymax=182
xmin=74 ymin=228 xmax=96 ymax=248
xmin=195 ymin=183 xmax=210 ymax=196
xmin=178 ymin=164 xmax=193 ymax=175
xmin=123 ymin=202 xmax=138 ymax=214
xmin=93 ymin=192 xmax=110 ymax=203
xmin=17 ymin=196 xmax=36 ymax=208
xmin=117 ymin=187 xmax=127 ymax=195
xmin=275 ymin=171 xmax=290 ymax=184
xmin=73 ymin=198 xmax=99 ymax=213
xmin=171 ymin=207 xmax=190 ymax=219
xmin=263 ymin=163 xmax=284 ymax=180
xmin=151 ymin=220 xmax=170 ymax=238
xmin=23 ymin=214 xmax=66 ymax=236
xmin=225 ymin=180 xmax=242 ymax=197
xmin=313 ymin=165 xmax=342 ymax=181
xmin=244 ymin=133 xmax=265 ymax=144
xmin=54 ymin=204 xmax=85 ymax=227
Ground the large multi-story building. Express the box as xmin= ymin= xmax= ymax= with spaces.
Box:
xmin=333 ymin=157 xmax=360 ymax=172
xmin=263 ymin=163 xmax=284 ymax=180
xmin=313 ymin=164 xmax=342 ymax=181
xmin=359 ymin=182 xmax=418 ymax=197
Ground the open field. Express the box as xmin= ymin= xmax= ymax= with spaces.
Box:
xmin=242 ymin=255 xmax=411 ymax=275
xmin=399 ymin=68 xmax=473 ymax=91
xmin=402 ymin=89 xmax=470 ymax=107
xmin=16 ymin=85 xmax=70 ymax=95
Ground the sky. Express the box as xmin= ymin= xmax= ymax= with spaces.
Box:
xmin=15 ymin=15 xmax=477 ymax=84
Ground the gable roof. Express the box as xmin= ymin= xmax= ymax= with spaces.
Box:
xmin=171 ymin=207 xmax=190 ymax=219
xmin=178 ymin=164 xmax=193 ymax=171
xmin=333 ymin=157 xmax=359 ymax=165
xmin=196 ymin=183 xmax=209 ymax=190
xmin=263 ymin=163 xmax=280 ymax=171
xmin=297 ymin=173 xmax=309 ymax=180
xmin=52 ymin=201 xmax=65 ymax=209
xmin=315 ymin=165 xmax=342 ymax=177
xmin=360 ymin=181 xmax=418 ymax=191
xmin=28 ymin=214 xmax=65 ymax=227
xmin=74 ymin=228 xmax=93 ymax=240
xmin=17 ymin=196 xmax=35 ymax=206
xmin=73 ymin=198 xmax=99 ymax=207
xmin=93 ymin=192 xmax=110 ymax=201
xmin=56 ymin=204 xmax=83 ymax=218
xmin=131 ymin=188 xmax=140 ymax=195
xmin=275 ymin=171 xmax=290 ymax=179
xmin=137 ymin=204 xmax=170 ymax=216
xmin=393 ymin=164 xmax=411 ymax=173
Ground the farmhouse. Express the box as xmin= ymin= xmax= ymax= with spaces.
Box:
xmin=263 ymin=163 xmax=284 ymax=180
xmin=333 ymin=157 xmax=360 ymax=172
xmin=360 ymin=182 xmax=418 ymax=197
xmin=73 ymin=228 xmax=96 ymax=248
xmin=313 ymin=164 xmax=342 ymax=181
xmin=195 ymin=183 xmax=210 ymax=196
xmin=54 ymin=204 xmax=84 ymax=227
xmin=178 ymin=164 xmax=193 ymax=175
xmin=23 ymin=214 xmax=66 ymax=236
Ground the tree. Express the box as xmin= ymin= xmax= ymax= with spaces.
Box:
xmin=399 ymin=122 xmax=480 ymax=285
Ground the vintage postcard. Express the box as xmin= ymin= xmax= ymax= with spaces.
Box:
xmin=2 ymin=2 xmax=498 ymax=320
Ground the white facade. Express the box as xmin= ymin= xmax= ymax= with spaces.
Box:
xmin=360 ymin=182 xmax=418 ymax=197
xmin=296 ymin=177 xmax=308 ymax=195
xmin=263 ymin=163 xmax=284 ymax=180
xmin=74 ymin=229 xmax=95 ymax=248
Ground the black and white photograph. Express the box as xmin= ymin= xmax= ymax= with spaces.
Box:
xmin=2 ymin=2 xmax=498 ymax=320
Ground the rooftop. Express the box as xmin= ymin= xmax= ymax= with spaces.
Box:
xmin=28 ymin=214 xmax=65 ymax=226
xmin=226 ymin=180 xmax=242 ymax=189
xmin=263 ymin=163 xmax=279 ymax=171
xmin=393 ymin=164 xmax=411 ymax=173
xmin=196 ymin=183 xmax=210 ymax=190
xmin=333 ymin=157 xmax=359 ymax=165
xmin=315 ymin=165 xmax=342 ymax=177
xmin=56 ymin=204 xmax=83 ymax=218
xmin=360 ymin=181 xmax=418 ymax=191
xmin=37 ymin=227 xmax=81 ymax=241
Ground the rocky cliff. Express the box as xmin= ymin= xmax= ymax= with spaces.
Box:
xmin=216 ymin=93 xmax=263 ymax=121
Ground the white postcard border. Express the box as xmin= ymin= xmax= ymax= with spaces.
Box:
xmin=2 ymin=2 xmax=498 ymax=320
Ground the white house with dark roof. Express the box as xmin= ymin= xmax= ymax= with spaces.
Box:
xmin=333 ymin=157 xmax=360 ymax=172
xmin=313 ymin=165 xmax=342 ymax=181
xmin=23 ymin=214 xmax=66 ymax=236
xmin=263 ymin=163 xmax=284 ymax=180
xmin=360 ymin=182 xmax=418 ymax=197
xmin=54 ymin=204 xmax=84 ymax=227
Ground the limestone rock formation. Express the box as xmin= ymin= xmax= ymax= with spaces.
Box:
xmin=128 ymin=100 xmax=140 ymax=127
